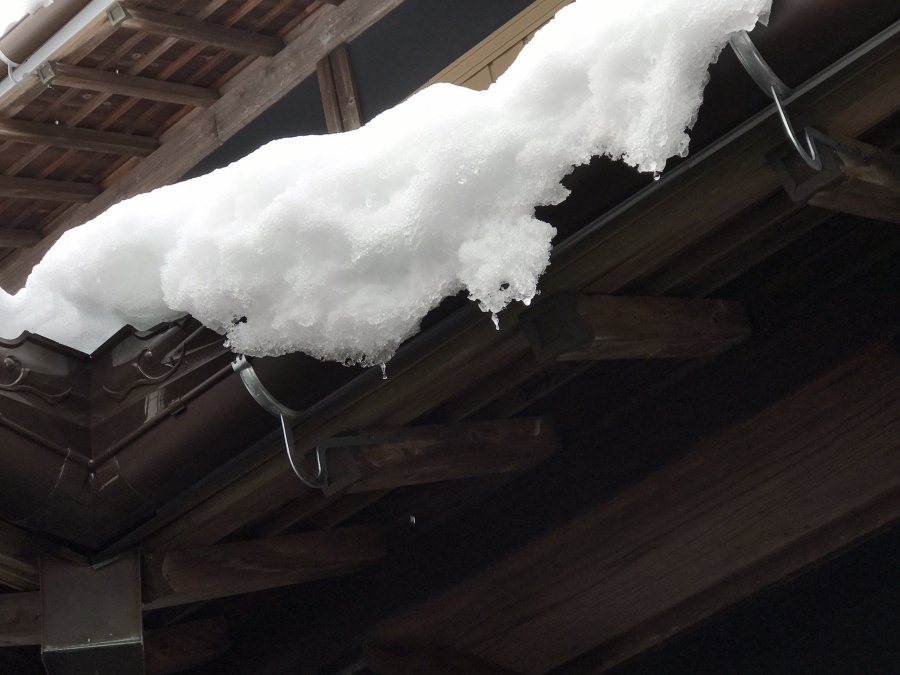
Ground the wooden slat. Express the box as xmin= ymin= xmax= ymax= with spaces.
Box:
xmin=141 ymin=526 xmax=385 ymax=609
xmin=145 ymin=617 xmax=230 ymax=675
xmin=0 ymin=175 xmax=99 ymax=202
xmin=316 ymin=52 xmax=344 ymax=134
xmin=0 ymin=592 xmax=40 ymax=646
xmin=38 ymin=62 xmax=220 ymax=108
xmin=346 ymin=417 xmax=559 ymax=493
xmin=0 ymin=0 xmax=410 ymax=292
xmin=370 ymin=342 xmax=900 ymax=674
xmin=0 ymin=229 xmax=42 ymax=248
xmin=0 ymin=118 xmax=159 ymax=157
xmin=366 ymin=644 xmax=525 ymax=675
xmin=111 ymin=3 xmax=284 ymax=57
xmin=519 ymin=294 xmax=751 ymax=362
xmin=330 ymin=43 xmax=362 ymax=130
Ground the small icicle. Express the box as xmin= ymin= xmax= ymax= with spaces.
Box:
xmin=491 ymin=313 xmax=500 ymax=330
xmin=379 ymin=362 xmax=387 ymax=380
xmin=652 ymin=171 xmax=661 ymax=181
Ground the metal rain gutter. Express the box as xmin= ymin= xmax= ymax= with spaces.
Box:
xmin=0 ymin=0 xmax=113 ymax=101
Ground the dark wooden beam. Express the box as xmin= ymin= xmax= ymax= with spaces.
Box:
xmin=0 ymin=228 xmax=42 ymax=248
xmin=145 ymin=617 xmax=230 ymax=675
xmin=108 ymin=3 xmax=283 ymax=57
xmin=0 ymin=592 xmax=40 ymax=646
xmin=370 ymin=341 xmax=900 ymax=674
xmin=346 ymin=417 xmax=559 ymax=493
xmin=317 ymin=43 xmax=361 ymax=133
xmin=0 ymin=522 xmax=85 ymax=591
xmin=0 ymin=175 xmax=99 ymax=202
xmin=770 ymin=137 xmax=900 ymax=224
xmin=519 ymin=293 xmax=751 ymax=362
xmin=38 ymin=62 xmax=219 ymax=108
xmin=366 ymin=644 xmax=524 ymax=675
xmin=0 ymin=117 xmax=159 ymax=156
xmin=142 ymin=526 xmax=385 ymax=609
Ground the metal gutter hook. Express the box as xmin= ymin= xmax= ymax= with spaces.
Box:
xmin=232 ymin=355 xmax=327 ymax=489
xmin=729 ymin=30 xmax=827 ymax=171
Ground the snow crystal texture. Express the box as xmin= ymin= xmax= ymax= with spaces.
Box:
xmin=0 ymin=0 xmax=771 ymax=365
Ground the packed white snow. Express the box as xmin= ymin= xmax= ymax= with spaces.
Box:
xmin=1 ymin=0 xmax=52 ymax=38
xmin=0 ymin=0 xmax=771 ymax=365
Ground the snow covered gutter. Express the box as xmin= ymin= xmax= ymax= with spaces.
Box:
xmin=0 ymin=0 xmax=103 ymax=97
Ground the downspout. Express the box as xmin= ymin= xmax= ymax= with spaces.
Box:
xmin=0 ymin=0 xmax=113 ymax=99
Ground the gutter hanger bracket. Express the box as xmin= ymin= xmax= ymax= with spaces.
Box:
xmin=233 ymin=355 xmax=361 ymax=494
xmin=729 ymin=30 xmax=864 ymax=171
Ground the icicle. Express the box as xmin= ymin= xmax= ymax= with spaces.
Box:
xmin=653 ymin=171 xmax=661 ymax=181
xmin=379 ymin=362 xmax=387 ymax=379
xmin=491 ymin=313 xmax=500 ymax=330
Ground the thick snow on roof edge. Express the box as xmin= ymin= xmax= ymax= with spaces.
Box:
xmin=0 ymin=0 xmax=772 ymax=366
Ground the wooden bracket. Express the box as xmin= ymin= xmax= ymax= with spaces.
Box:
xmin=519 ymin=293 xmax=751 ymax=362
xmin=768 ymin=136 xmax=900 ymax=225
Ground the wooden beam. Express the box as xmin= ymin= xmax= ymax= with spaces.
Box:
xmin=145 ymin=618 xmax=230 ymax=675
xmin=0 ymin=228 xmax=42 ymax=248
xmin=770 ymin=137 xmax=900 ymax=225
xmin=346 ymin=417 xmax=559 ymax=493
xmin=370 ymin=341 xmax=900 ymax=674
xmin=0 ymin=592 xmax=40 ymax=646
xmin=0 ymin=0 xmax=409 ymax=292
xmin=108 ymin=3 xmax=283 ymax=57
xmin=0 ymin=521 xmax=85 ymax=591
xmin=0 ymin=118 xmax=159 ymax=156
xmin=0 ymin=175 xmax=99 ymax=202
xmin=38 ymin=62 xmax=219 ymax=108
xmin=366 ymin=644 xmax=524 ymax=675
xmin=142 ymin=526 xmax=385 ymax=609
xmin=519 ymin=293 xmax=751 ymax=362
xmin=317 ymin=43 xmax=362 ymax=133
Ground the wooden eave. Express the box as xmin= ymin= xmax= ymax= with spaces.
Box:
xmin=1 ymin=0 xmax=900 ymax=673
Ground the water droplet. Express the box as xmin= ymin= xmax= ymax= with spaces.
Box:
xmin=491 ymin=313 xmax=500 ymax=330
xmin=409 ymin=515 xmax=416 ymax=525
xmin=379 ymin=362 xmax=387 ymax=380
xmin=653 ymin=172 xmax=661 ymax=181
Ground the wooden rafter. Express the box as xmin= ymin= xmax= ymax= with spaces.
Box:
xmin=366 ymin=644 xmax=525 ymax=675
xmin=0 ymin=521 xmax=85 ymax=591
xmin=141 ymin=526 xmax=386 ymax=609
xmin=0 ymin=118 xmax=159 ymax=157
xmin=519 ymin=293 xmax=751 ymax=362
xmin=108 ymin=3 xmax=284 ymax=57
xmin=0 ymin=175 xmax=99 ymax=202
xmin=0 ymin=229 xmax=42 ymax=248
xmin=37 ymin=62 xmax=220 ymax=108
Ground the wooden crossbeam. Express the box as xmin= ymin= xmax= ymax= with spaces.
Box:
xmin=0 ymin=592 xmax=40 ymax=646
xmin=317 ymin=43 xmax=362 ymax=133
xmin=366 ymin=644 xmax=524 ymax=675
xmin=38 ymin=62 xmax=219 ymax=108
xmin=519 ymin=293 xmax=751 ymax=362
xmin=108 ymin=3 xmax=284 ymax=57
xmin=142 ymin=526 xmax=385 ymax=609
xmin=0 ymin=118 xmax=159 ymax=156
xmin=770 ymin=137 xmax=900 ymax=225
xmin=346 ymin=417 xmax=559 ymax=493
xmin=0 ymin=228 xmax=42 ymax=248
xmin=0 ymin=175 xmax=99 ymax=202
xmin=0 ymin=522 xmax=85 ymax=591
xmin=145 ymin=618 xmax=230 ymax=675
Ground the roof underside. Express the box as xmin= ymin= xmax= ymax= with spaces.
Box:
xmin=2 ymin=0 xmax=900 ymax=673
